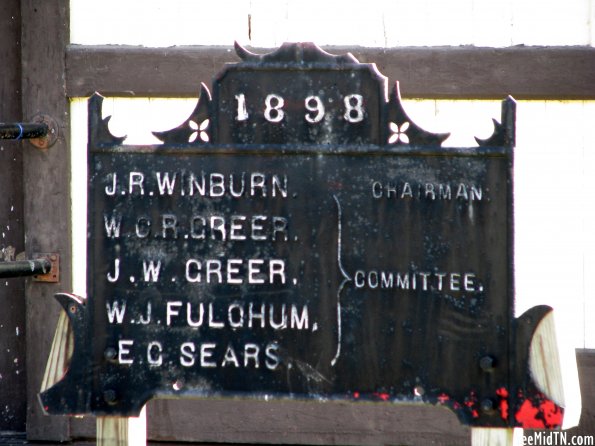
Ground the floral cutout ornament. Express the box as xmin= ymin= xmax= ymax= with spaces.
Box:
xmin=189 ymin=119 xmax=210 ymax=143
xmin=388 ymin=121 xmax=410 ymax=144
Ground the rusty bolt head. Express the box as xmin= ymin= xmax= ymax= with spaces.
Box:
xmin=29 ymin=114 xmax=58 ymax=150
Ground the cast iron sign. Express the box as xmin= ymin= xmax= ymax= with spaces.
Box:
xmin=40 ymin=43 xmax=563 ymax=429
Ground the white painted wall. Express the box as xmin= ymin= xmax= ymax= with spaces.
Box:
xmin=70 ymin=0 xmax=595 ymax=47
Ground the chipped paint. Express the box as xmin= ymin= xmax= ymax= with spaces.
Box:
xmin=373 ymin=392 xmax=390 ymax=402
xmin=462 ymin=391 xmax=480 ymax=419
xmin=514 ymin=393 xmax=563 ymax=429
xmin=496 ymin=387 xmax=509 ymax=420
xmin=1 ymin=246 xmax=15 ymax=262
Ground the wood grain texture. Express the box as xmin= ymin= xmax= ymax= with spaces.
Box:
xmin=40 ymin=311 xmax=73 ymax=393
xmin=65 ymin=45 xmax=595 ymax=99
xmin=21 ymin=0 xmax=71 ymax=441
xmin=97 ymin=407 xmax=146 ymax=446
xmin=145 ymin=399 xmax=469 ymax=445
xmin=529 ymin=311 xmax=565 ymax=406
xmin=471 ymin=428 xmax=514 ymax=446
xmin=0 ymin=0 xmax=27 ymax=431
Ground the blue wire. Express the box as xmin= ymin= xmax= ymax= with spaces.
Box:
xmin=16 ymin=123 xmax=23 ymax=140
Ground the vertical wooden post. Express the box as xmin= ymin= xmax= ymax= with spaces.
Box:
xmin=97 ymin=407 xmax=147 ymax=446
xmin=21 ymin=0 xmax=71 ymax=441
xmin=40 ymin=310 xmax=73 ymax=393
xmin=0 ymin=0 xmax=28 ymax=431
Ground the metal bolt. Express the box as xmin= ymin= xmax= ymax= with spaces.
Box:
xmin=479 ymin=356 xmax=495 ymax=372
xmin=104 ymin=347 xmax=117 ymax=361
xmin=103 ymin=389 xmax=117 ymax=404
xmin=481 ymin=398 xmax=495 ymax=413
xmin=29 ymin=114 xmax=59 ymax=150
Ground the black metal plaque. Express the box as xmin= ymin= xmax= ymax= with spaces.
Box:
xmin=40 ymin=43 xmax=563 ymax=430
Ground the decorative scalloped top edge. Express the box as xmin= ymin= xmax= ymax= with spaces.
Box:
xmin=88 ymin=93 xmax=127 ymax=146
xmin=152 ymin=82 xmax=212 ymax=144
xmin=475 ymin=96 xmax=516 ymax=148
xmin=87 ymin=43 xmax=516 ymax=149
xmin=234 ymin=41 xmax=359 ymax=65
xmin=387 ymin=81 xmax=450 ymax=146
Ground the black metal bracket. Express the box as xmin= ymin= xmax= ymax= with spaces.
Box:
xmin=0 ymin=122 xmax=47 ymax=140
xmin=0 ymin=253 xmax=59 ymax=282
xmin=0 ymin=114 xmax=59 ymax=149
xmin=32 ymin=253 xmax=60 ymax=283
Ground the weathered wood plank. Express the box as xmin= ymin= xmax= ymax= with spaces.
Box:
xmin=0 ymin=0 xmax=27 ymax=431
xmin=97 ymin=407 xmax=146 ymax=446
xmin=471 ymin=428 xmax=514 ymax=446
xmin=40 ymin=310 xmax=73 ymax=394
xmin=528 ymin=311 xmax=565 ymax=406
xmin=65 ymin=45 xmax=595 ymax=99
xmin=21 ymin=0 xmax=71 ymax=441
xmin=146 ymin=400 xmax=469 ymax=445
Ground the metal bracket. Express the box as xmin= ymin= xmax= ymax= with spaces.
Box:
xmin=32 ymin=253 xmax=60 ymax=283
xmin=29 ymin=114 xmax=59 ymax=150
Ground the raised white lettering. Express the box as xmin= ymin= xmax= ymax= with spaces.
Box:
xmin=118 ymin=340 xmax=134 ymax=365
xmin=106 ymin=300 xmax=126 ymax=324
xmin=104 ymin=212 xmax=122 ymax=238
xmin=143 ymin=260 xmax=162 ymax=282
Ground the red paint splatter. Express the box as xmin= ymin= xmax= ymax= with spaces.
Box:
xmin=374 ymin=392 xmax=390 ymax=401
xmin=499 ymin=399 xmax=509 ymax=420
xmin=515 ymin=399 xmax=545 ymax=428
xmin=541 ymin=400 xmax=563 ymax=428
xmin=496 ymin=387 xmax=509 ymax=420
xmin=515 ymin=397 xmax=563 ymax=429
xmin=464 ymin=390 xmax=478 ymax=416
xmin=496 ymin=387 xmax=508 ymax=398
xmin=437 ymin=393 xmax=449 ymax=404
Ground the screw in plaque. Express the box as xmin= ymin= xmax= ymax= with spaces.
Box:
xmin=104 ymin=347 xmax=117 ymax=362
xmin=479 ymin=355 xmax=496 ymax=373
xmin=481 ymin=398 xmax=495 ymax=414
xmin=103 ymin=389 xmax=118 ymax=405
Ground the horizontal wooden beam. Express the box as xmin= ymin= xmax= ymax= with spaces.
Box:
xmin=66 ymin=44 xmax=595 ymax=100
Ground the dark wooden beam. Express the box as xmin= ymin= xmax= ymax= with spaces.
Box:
xmin=21 ymin=0 xmax=71 ymax=441
xmin=71 ymin=350 xmax=595 ymax=444
xmin=0 ymin=0 xmax=27 ymax=431
xmin=66 ymin=45 xmax=595 ymax=100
